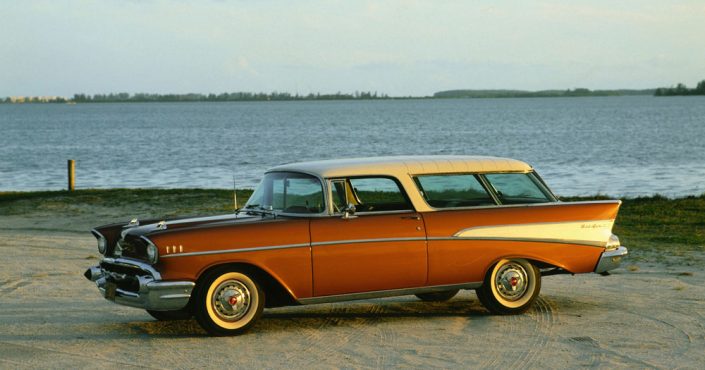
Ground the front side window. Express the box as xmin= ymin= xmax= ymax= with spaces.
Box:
xmin=484 ymin=173 xmax=552 ymax=204
xmin=414 ymin=174 xmax=495 ymax=208
xmin=331 ymin=177 xmax=412 ymax=213
xmin=245 ymin=172 xmax=324 ymax=214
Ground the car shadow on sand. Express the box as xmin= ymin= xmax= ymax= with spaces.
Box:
xmin=91 ymin=298 xmax=506 ymax=337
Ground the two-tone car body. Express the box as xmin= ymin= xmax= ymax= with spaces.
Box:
xmin=85 ymin=156 xmax=627 ymax=335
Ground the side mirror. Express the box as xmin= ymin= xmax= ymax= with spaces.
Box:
xmin=342 ymin=203 xmax=357 ymax=219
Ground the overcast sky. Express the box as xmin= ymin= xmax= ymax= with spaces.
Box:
xmin=2 ymin=0 xmax=704 ymax=97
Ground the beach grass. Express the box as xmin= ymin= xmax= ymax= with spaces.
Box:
xmin=563 ymin=195 xmax=705 ymax=258
xmin=1 ymin=189 xmax=703 ymax=255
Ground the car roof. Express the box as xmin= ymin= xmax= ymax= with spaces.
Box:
xmin=267 ymin=155 xmax=533 ymax=178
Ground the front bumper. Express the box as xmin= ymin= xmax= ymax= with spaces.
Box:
xmin=85 ymin=258 xmax=194 ymax=311
xmin=594 ymin=246 xmax=628 ymax=273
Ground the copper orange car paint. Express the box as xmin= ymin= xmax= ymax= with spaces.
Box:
xmin=84 ymin=156 xmax=627 ymax=335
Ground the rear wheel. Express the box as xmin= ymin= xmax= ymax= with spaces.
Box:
xmin=194 ymin=267 xmax=265 ymax=336
xmin=146 ymin=308 xmax=192 ymax=321
xmin=415 ymin=289 xmax=460 ymax=302
xmin=476 ymin=258 xmax=541 ymax=314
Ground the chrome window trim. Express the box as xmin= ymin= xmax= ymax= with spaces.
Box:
xmin=255 ymin=170 xmax=330 ymax=216
xmin=329 ymin=179 xmax=346 ymax=214
xmin=326 ymin=175 xmax=417 ymax=215
xmin=480 ymin=172 xmax=556 ymax=204
xmin=412 ymin=173 xmax=500 ymax=211
xmin=298 ymin=282 xmax=482 ymax=305
xmin=477 ymin=174 xmax=502 ymax=205
xmin=417 ymin=199 xmax=619 ymax=212
xmin=352 ymin=209 xmax=419 ymax=216
xmin=410 ymin=171 xmax=562 ymax=211
xmin=530 ymin=171 xmax=559 ymax=201
xmin=255 ymin=170 xmax=599 ymax=216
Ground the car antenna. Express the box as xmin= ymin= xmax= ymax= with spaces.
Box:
xmin=233 ymin=174 xmax=239 ymax=212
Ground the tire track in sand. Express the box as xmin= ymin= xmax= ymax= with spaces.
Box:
xmin=0 ymin=278 xmax=31 ymax=295
xmin=475 ymin=296 xmax=557 ymax=369
xmin=283 ymin=302 xmax=386 ymax=365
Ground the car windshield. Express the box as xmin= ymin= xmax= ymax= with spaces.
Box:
xmin=245 ymin=172 xmax=325 ymax=214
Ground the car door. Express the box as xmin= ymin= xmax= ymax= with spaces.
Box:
xmin=309 ymin=177 xmax=427 ymax=297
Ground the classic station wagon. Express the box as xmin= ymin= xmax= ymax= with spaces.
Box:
xmin=84 ymin=156 xmax=627 ymax=335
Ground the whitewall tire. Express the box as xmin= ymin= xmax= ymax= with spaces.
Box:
xmin=194 ymin=267 xmax=264 ymax=336
xmin=476 ymin=258 xmax=541 ymax=314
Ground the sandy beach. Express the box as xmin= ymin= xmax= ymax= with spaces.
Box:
xmin=1 ymin=205 xmax=704 ymax=369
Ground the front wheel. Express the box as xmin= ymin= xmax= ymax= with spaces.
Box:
xmin=193 ymin=267 xmax=265 ymax=336
xmin=476 ymin=258 xmax=541 ymax=314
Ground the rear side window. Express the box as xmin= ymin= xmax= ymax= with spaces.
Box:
xmin=414 ymin=174 xmax=495 ymax=208
xmin=484 ymin=173 xmax=551 ymax=204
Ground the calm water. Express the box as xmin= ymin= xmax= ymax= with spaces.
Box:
xmin=1 ymin=96 xmax=704 ymax=197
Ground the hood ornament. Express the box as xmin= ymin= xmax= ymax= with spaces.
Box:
xmin=156 ymin=221 xmax=167 ymax=230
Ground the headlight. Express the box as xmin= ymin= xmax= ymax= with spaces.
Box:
xmin=97 ymin=236 xmax=107 ymax=255
xmin=606 ymin=234 xmax=620 ymax=249
xmin=146 ymin=241 xmax=159 ymax=264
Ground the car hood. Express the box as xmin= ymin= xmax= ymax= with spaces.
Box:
xmin=121 ymin=212 xmax=270 ymax=239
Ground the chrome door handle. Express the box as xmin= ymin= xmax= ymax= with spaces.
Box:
xmin=400 ymin=215 xmax=421 ymax=220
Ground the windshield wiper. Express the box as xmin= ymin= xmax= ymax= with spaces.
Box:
xmin=243 ymin=204 xmax=277 ymax=218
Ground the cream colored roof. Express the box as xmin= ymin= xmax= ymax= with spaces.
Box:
xmin=268 ymin=155 xmax=532 ymax=178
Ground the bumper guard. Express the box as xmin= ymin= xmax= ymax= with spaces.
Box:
xmin=85 ymin=258 xmax=194 ymax=311
xmin=594 ymin=246 xmax=628 ymax=274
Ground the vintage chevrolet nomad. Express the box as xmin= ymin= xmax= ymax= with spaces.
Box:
xmin=85 ymin=156 xmax=627 ymax=335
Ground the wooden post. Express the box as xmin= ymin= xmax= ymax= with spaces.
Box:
xmin=68 ymin=159 xmax=75 ymax=191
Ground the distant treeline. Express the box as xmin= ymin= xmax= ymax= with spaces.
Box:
xmin=654 ymin=80 xmax=705 ymax=96
xmin=4 ymin=81 xmax=704 ymax=104
xmin=0 ymin=91 xmax=394 ymax=104
xmin=433 ymin=88 xmax=654 ymax=99
xmin=71 ymin=91 xmax=396 ymax=102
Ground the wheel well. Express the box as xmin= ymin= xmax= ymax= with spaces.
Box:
xmin=527 ymin=259 xmax=573 ymax=276
xmin=195 ymin=262 xmax=298 ymax=308
xmin=481 ymin=257 xmax=571 ymax=281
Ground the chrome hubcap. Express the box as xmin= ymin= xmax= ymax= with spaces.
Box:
xmin=212 ymin=280 xmax=251 ymax=321
xmin=495 ymin=262 xmax=529 ymax=301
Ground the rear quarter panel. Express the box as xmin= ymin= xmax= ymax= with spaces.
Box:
xmin=422 ymin=201 xmax=621 ymax=285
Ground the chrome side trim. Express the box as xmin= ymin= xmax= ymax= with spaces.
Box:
xmin=450 ymin=219 xmax=614 ymax=247
xmin=312 ymin=237 xmax=426 ymax=247
xmin=160 ymin=238 xmax=427 ymax=258
xmin=160 ymin=242 xmax=310 ymax=258
xmin=298 ymin=282 xmax=482 ymax=305
xmin=160 ymin=233 xmax=607 ymax=259
xmin=452 ymin=219 xmax=615 ymax=235
xmin=427 ymin=236 xmax=604 ymax=247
